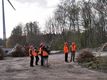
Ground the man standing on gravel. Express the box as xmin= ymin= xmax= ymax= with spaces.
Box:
xmin=29 ymin=46 xmax=34 ymax=67
xmin=38 ymin=43 xmax=44 ymax=66
xmin=64 ymin=42 xmax=69 ymax=62
xmin=70 ymin=42 xmax=77 ymax=62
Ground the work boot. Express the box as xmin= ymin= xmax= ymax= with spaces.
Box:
xmin=35 ymin=63 xmax=38 ymax=65
xmin=30 ymin=65 xmax=34 ymax=67
xmin=70 ymin=59 xmax=72 ymax=62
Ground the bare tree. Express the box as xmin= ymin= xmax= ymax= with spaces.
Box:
xmin=7 ymin=24 xmax=26 ymax=47
xmin=24 ymin=21 xmax=40 ymax=46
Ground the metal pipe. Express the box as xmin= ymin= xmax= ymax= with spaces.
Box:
xmin=2 ymin=0 xmax=6 ymax=47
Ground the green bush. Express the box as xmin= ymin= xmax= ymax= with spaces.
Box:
xmin=0 ymin=47 xmax=4 ymax=60
xmin=11 ymin=45 xmax=26 ymax=57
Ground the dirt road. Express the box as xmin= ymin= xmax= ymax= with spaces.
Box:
xmin=0 ymin=54 xmax=107 ymax=80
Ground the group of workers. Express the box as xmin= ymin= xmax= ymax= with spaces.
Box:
xmin=29 ymin=41 xmax=77 ymax=67
xmin=29 ymin=43 xmax=49 ymax=67
xmin=64 ymin=42 xmax=77 ymax=63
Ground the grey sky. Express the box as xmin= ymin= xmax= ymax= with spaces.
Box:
xmin=0 ymin=0 xmax=60 ymax=38
xmin=16 ymin=0 xmax=48 ymax=7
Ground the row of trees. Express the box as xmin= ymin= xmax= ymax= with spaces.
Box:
xmin=6 ymin=0 xmax=107 ymax=50
xmin=6 ymin=21 xmax=65 ymax=50
xmin=45 ymin=0 xmax=107 ymax=49
xmin=0 ymin=39 xmax=3 ymax=46
xmin=7 ymin=22 xmax=40 ymax=48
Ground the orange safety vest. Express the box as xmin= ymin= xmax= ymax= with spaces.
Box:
xmin=64 ymin=45 xmax=69 ymax=54
xmin=71 ymin=45 xmax=76 ymax=52
xmin=43 ymin=51 xmax=48 ymax=56
xmin=32 ymin=50 xmax=38 ymax=56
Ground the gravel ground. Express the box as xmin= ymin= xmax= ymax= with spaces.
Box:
xmin=0 ymin=53 xmax=107 ymax=80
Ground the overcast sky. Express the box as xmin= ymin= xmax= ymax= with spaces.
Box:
xmin=0 ymin=0 xmax=60 ymax=39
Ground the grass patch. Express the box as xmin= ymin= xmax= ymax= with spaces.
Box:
xmin=80 ymin=56 xmax=107 ymax=73
xmin=97 ymin=56 xmax=107 ymax=73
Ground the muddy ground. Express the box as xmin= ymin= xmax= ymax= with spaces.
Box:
xmin=0 ymin=54 xmax=107 ymax=80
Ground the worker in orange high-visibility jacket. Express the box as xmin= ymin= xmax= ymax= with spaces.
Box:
xmin=42 ymin=46 xmax=49 ymax=67
xmin=63 ymin=42 xmax=69 ymax=62
xmin=70 ymin=42 xmax=77 ymax=62
xmin=33 ymin=47 xmax=39 ymax=65
xmin=38 ymin=43 xmax=44 ymax=66
xmin=29 ymin=46 xmax=34 ymax=67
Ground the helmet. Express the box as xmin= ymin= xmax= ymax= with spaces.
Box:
xmin=40 ymin=43 xmax=45 ymax=47
xmin=72 ymin=42 xmax=75 ymax=45
xmin=64 ymin=42 xmax=68 ymax=45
